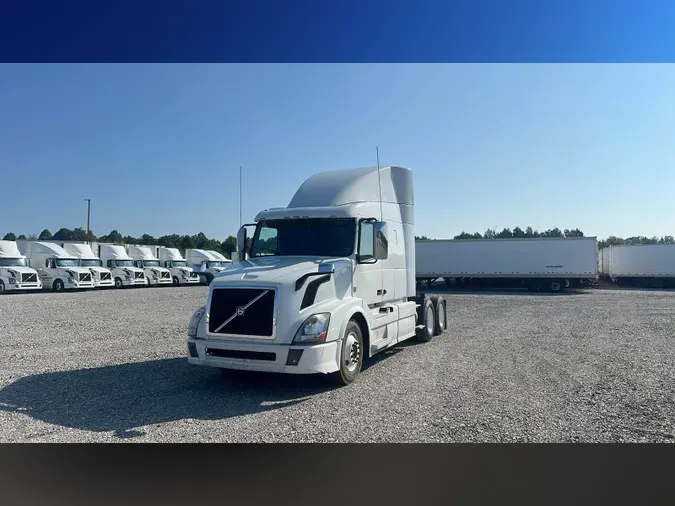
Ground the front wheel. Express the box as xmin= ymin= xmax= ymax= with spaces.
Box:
xmin=114 ymin=277 xmax=123 ymax=289
xmin=53 ymin=279 xmax=65 ymax=292
xmin=172 ymin=276 xmax=180 ymax=286
xmin=332 ymin=320 xmax=364 ymax=386
xmin=0 ymin=280 xmax=5 ymax=293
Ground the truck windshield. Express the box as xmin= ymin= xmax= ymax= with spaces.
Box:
xmin=208 ymin=261 xmax=226 ymax=268
xmin=115 ymin=260 xmax=134 ymax=267
xmin=171 ymin=260 xmax=187 ymax=267
xmin=250 ymin=218 xmax=356 ymax=257
xmin=0 ymin=258 xmax=28 ymax=267
xmin=143 ymin=260 xmax=160 ymax=267
xmin=80 ymin=259 xmax=101 ymax=267
xmin=56 ymin=259 xmax=80 ymax=267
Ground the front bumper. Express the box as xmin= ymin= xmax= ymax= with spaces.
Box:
xmin=186 ymin=337 xmax=340 ymax=375
xmin=180 ymin=276 xmax=201 ymax=285
xmin=123 ymin=278 xmax=147 ymax=286
xmin=95 ymin=279 xmax=114 ymax=288
xmin=67 ymin=280 xmax=95 ymax=289
xmin=148 ymin=277 xmax=173 ymax=286
xmin=4 ymin=282 xmax=43 ymax=291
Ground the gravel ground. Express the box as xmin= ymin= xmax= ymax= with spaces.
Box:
xmin=1 ymin=285 xmax=674 ymax=442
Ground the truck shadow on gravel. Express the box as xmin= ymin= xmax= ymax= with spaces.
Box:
xmin=0 ymin=358 xmax=339 ymax=439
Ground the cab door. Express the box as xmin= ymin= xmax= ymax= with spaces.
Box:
xmin=352 ymin=219 xmax=384 ymax=307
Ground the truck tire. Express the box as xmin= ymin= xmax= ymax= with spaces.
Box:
xmin=549 ymin=280 xmax=562 ymax=293
xmin=172 ymin=276 xmax=180 ymax=286
xmin=332 ymin=320 xmax=364 ymax=386
xmin=416 ymin=297 xmax=435 ymax=342
xmin=53 ymin=279 xmax=64 ymax=292
xmin=115 ymin=277 xmax=123 ymax=289
xmin=0 ymin=280 xmax=5 ymax=293
xmin=432 ymin=296 xmax=447 ymax=336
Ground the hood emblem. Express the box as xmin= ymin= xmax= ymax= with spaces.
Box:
xmin=213 ymin=290 xmax=269 ymax=333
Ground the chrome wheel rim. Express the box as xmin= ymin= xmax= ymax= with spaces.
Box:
xmin=344 ymin=332 xmax=361 ymax=373
xmin=437 ymin=302 xmax=445 ymax=331
xmin=426 ymin=306 xmax=434 ymax=335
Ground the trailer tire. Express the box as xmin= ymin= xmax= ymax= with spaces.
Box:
xmin=416 ymin=298 xmax=435 ymax=342
xmin=332 ymin=320 xmax=364 ymax=386
xmin=432 ymin=296 xmax=447 ymax=336
xmin=53 ymin=279 xmax=64 ymax=292
xmin=549 ymin=280 xmax=562 ymax=292
xmin=114 ymin=277 xmax=123 ymax=289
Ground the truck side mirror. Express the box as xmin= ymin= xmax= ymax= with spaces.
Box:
xmin=374 ymin=221 xmax=389 ymax=260
xmin=236 ymin=226 xmax=248 ymax=261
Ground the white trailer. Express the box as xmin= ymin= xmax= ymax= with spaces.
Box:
xmin=0 ymin=240 xmax=43 ymax=293
xmin=415 ymin=237 xmax=598 ymax=292
xmin=20 ymin=241 xmax=95 ymax=291
xmin=605 ymin=244 xmax=675 ymax=288
xmin=186 ymin=165 xmax=447 ymax=386
xmin=98 ymin=244 xmax=147 ymax=288
xmin=158 ymin=247 xmax=201 ymax=285
xmin=127 ymin=245 xmax=172 ymax=286
xmin=61 ymin=243 xmax=114 ymax=288
xmin=184 ymin=249 xmax=231 ymax=284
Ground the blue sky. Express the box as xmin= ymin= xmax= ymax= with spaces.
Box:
xmin=1 ymin=64 xmax=674 ymax=241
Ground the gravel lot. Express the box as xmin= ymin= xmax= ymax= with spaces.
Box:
xmin=1 ymin=285 xmax=674 ymax=442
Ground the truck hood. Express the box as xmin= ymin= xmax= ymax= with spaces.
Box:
xmin=211 ymin=256 xmax=349 ymax=285
xmin=86 ymin=266 xmax=111 ymax=274
xmin=61 ymin=267 xmax=94 ymax=275
xmin=1 ymin=266 xmax=38 ymax=275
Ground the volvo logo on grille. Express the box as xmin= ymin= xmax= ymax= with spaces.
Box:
xmin=236 ymin=306 xmax=245 ymax=316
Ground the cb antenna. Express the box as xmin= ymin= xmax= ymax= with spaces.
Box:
xmin=239 ymin=165 xmax=243 ymax=228
xmin=376 ymin=146 xmax=383 ymax=220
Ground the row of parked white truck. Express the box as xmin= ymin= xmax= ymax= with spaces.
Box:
xmin=0 ymin=239 xmax=232 ymax=293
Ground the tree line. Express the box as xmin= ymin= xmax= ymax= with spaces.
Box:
xmin=2 ymin=228 xmax=239 ymax=259
xmin=415 ymin=226 xmax=675 ymax=249
xmin=4 ymin=225 xmax=674 ymax=257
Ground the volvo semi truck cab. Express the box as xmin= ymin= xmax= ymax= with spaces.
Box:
xmin=0 ymin=240 xmax=43 ymax=293
xmin=62 ymin=243 xmax=114 ymax=288
xmin=127 ymin=246 xmax=172 ymax=286
xmin=21 ymin=241 xmax=95 ymax=291
xmin=158 ymin=247 xmax=201 ymax=285
xmin=186 ymin=166 xmax=447 ymax=385
xmin=99 ymin=244 xmax=147 ymax=288
xmin=185 ymin=249 xmax=231 ymax=284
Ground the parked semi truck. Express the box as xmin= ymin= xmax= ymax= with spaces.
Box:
xmin=0 ymin=240 xmax=43 ymax=293
xmin=600 ymin=244 xmax=675 ymax=288
xmin=185 ymin=249 xmax=231 ymax=284
xmin=98 ymin=244 xmax=147 ymax=288
xmin=415 ymin=237 xmax=598 ymax=292
xmin=158 ymin=247 xmax=201 ymax=285
xmin=186 ymin=165 xmax=447 ymax=385
xmin=20 ymin=241 xmax=95 ymax=291
xmin=61 ymin=243 xmax=114 ymax=288
xmin=127 ymin=245 xmax=172 ymax=286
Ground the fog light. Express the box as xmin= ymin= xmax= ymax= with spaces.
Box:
xmin=286 ymin=349 xmax=304 ymax=366
xmin=187 ymin=342 xmax=199 ymax=358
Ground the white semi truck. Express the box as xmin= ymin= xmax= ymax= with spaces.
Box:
xmin=185 ymin=249 xmax=231 ymax=284
xmin=415 ymin=237 xmax=598 ymax=292
xmin=0 ymin=240 xmax=43 ymax=293
xmin=158 ymin=247 xmax=201 ymax=285
xmin=61 ymin=243 xmax=114 ymax=288
xmin=600 ymin=244 xmax=675 ymax=288
xmin=98 ymin=244 xmax=147 ymax=288
xmin=21 ymin=241 xmax=95 ymax=291
xmin=186 ymin=165 xmax=447 ymax=385
xmin=127 ymin=245 xmax=172 ymax=286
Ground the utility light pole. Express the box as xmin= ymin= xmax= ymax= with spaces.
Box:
xmin=84 ymin=198 xmax=91 ymax=244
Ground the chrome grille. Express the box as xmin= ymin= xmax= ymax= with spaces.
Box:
xmin=134 ymin=271 xmax=144 ymax=279
xmin=208 ymin=288 xmax=275 ymax=337
xmin=79 ymin=273 xmax=92 ymax=283
xmin=21 ymin=272 xmax=37 ymax=283
xmin=100 ymin=272 xmax=111 ymax=281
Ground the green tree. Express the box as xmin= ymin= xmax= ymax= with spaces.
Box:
xmin=17 ymin=234 xmax=27 ymax=240
xmin=496 ymin=228 xmax=513 ymax=239
xmin=483 ymin=228 xmax=496 ymax=239
xmin=53 ymin=228 xmax=74 ymax=240
xmin=221 ymin=236 xmax=237 ymax=257
xmin=38 ymin=229 xmax=53 ymax=240
xmin=2 ymin=232 xmax=16 ymax=240
xmin=512 ymin=226 xmax=525 ymax=238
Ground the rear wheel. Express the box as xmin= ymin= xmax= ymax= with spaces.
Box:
xmin=53 ymin=279 xmax=64 ymax=292
xmin=332 ymin=320 xmax=364 ymax=386
xmin=416 ymin=297 xmax=435 ymax=342
xmin=549 ymin=280 xmax=562 ymax=292
xmin=432 ymin=296 xmax=447 ymax=335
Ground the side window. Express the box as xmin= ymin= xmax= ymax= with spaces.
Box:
xmin=253 ymin=226 xmax=278 ymax=256
xmin=358 ymin=221 xmax=375 ymax=261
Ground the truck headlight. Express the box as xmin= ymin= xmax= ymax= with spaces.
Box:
xmin=187 ymin=306 xmax=206 ymax=338
xmin=293 ymin=313 xmax=330 ymax=344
